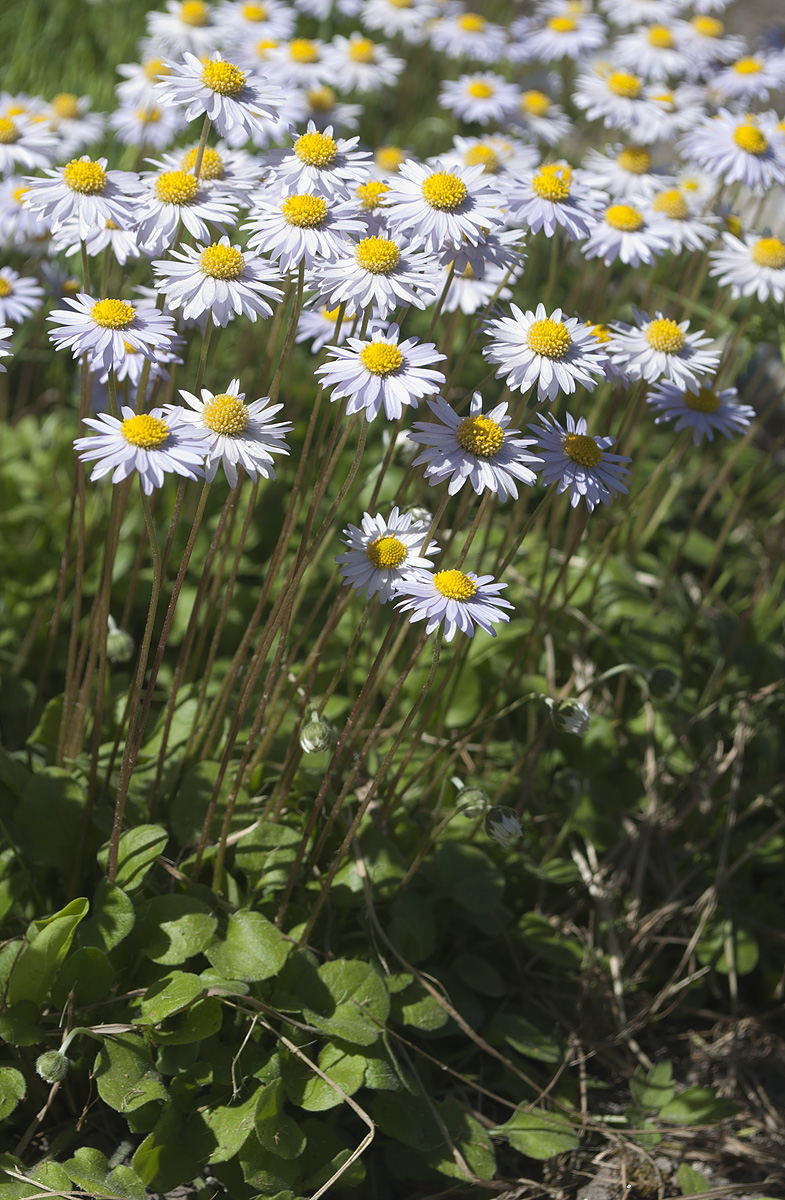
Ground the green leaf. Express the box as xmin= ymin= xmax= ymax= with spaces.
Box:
xmin=234 ymin=820 xmax=302 ymax=882
xmin=64 ymin=1147 xmax=146 ymax=1200
xmin=204 ymin=1089 xmax=260 ymax=1163
xmin=238 ymin=1132 xmax=301 ymax=1193
xmin=136 ymin=894 xmax=217 ymax=965
xmin=696 ymin=920 xmax=759 ymax=976
xmin=0 ymin=1000 xmax=46 ymax=1046
xmin=6 ymin=897 xmax=88 ymax=1006
xmin=133 ymin=1108 xmax=212 ymax=1193
xmin=77 ymin=879 xmax=135 ymax=952
xmin=12 ymin=768 xmax=87 ymax=870
xmin=659 ymin=1087 xmax=743 ymax=1125
xmin=518 ymin=912 xmax=584 ymax=971
xmin=97 ymin=824 xmax=168 ymax=892
xmin=491 ymin=1107 xmax=580 ymax=1159
xmin=0 ymin=1069 xmax=26 ymax=1120
xmin=256 ymin=1079 xmax=307 ymax=1157
xmin=451 ymin=952 xmax=504 ymax=998
xmin=28 ymin=1162 xmax=72 ymax=1193
xmin=94 ymin=1031 xmax=169 ymax=1113
xmin=398 ymin=985 xmax=448 ymax=1032
xmin=630 ymin=1062 xmax=675 ymax=1112
xmin=303 ymin=959 xmax=390 ymax=1047
xmin=153 ymin=996 xmax=223 ymax=1045
xmin=283 ymin=1041 xmax=365 ymax=1112
xmin=50 ymin=947 xmax=113 ymax=1008
xmin=423 ymin=1098 xmax=497 ymax=1181
xmin=387 ymin=890 xmax=435 ymax=963
xmin=678 ymin=1163 xmax=710 ymax=1194
xmin=26 ymin=694 xmax=64 ymax=755
xmin=137 ymin=970 xmax=204 ymax=1024
xmin=488 ymin=1012 xmax=564 ymax=1065
xmin=206 ymin=910 xmax=290 ymax=982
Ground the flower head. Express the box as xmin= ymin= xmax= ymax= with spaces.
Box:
xmin=609 ymin=309 xmax=720 ymax=390
xmin=175 ymin=378 xmax=292 ymax=487
xmin=154 ymin=51 xmax=283 ymax=136
xmin=394 ymin=568 xmax=513 ymax=641
xmin=530 ymin=412 xmax=631 ymax=513
xmin=646 ymin=380 xmax=755 ymax=444
xmin=383 ymin=158 xmax=503 ymax=253
xmin=336 ymin=506 xmax=439 ymax=603
xmin=48 ymin=293 xmax=176 ymax=373
xmin=315 ymin=324 xmax=446 ymax=421
xmin=74 ymin=405 xmax=208 ymax=493
xmin=153 ymin=235 xmax=283 ymax=326
xmin=483 ymin=303 xmax=607 ymax=402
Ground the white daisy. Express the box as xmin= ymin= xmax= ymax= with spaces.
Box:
xmin=507 ymin=161 xmax=606 ymax=241
xmin=321 ymin=34 xmax=405 ymax=94
xmin=708 ymin=231 xmax=785 ymax=302
xmin=645 ymin=188 xmax=718 ymax=253
xmin=573 ymin=68 xmax=667 ymax=136
xmin=530 ymin=412 xmax=631 ymax=514
xmin=609 ymin=310 xmax=721 ymax=390
xmin=374 ymin=145 xmax=408 ymax=178
xmin=673 ymin=15 xmax=745 ymax=74
xmin=383 ymin=159 xmax=503 ymax=254
xmin=598 ymin=0 xmax=680 ymax=26
xmin=217 ymin=0 xmax=296 ymax=49
xmin=0 ymin=114 xmax=58 ymax=175
xmin=266 ymin=38 xmax=332 ymax=89
xmin=483 ymin=303 xmax=608 ymax=403
xmin=647 ymin=379 xmax=755 ymax=444
xmin=408 ymin=392 xmax=541 ymax=500
xmin=0 ymin=267 xmax=44 ymax=325
xmin=242 ymin=190 xmax=365 ymax=273
xmin=577 ymin=145 xmax=673 ymax=202
xmin=509 ymin=11 xmax=606 ymax=63
xmin=129 ymin=166 xmax=238 ymax=255
xmin=439 ymin=73 xmax=519 ymax=126
xmin=0 ymin=177 xmax=50 ymax=246
xmin=0 ymin=325 xmax=12 ymax=371
xmin=74 ymin=404 xmax=209 ymax=494
xmin=429 ymin=10 xmax=508 ymax=65
xmin=361 ymin=0 xmax=438 ymax=44
xmin=581 ymin=202 xmax=671 ymax=268
xmin=614 ymin=23 xmax=689 ymax=81
xmin=156 ymin=142 xmax=260 ymax=204
xmin=439 ymin=134 xmax=539 ymax=183
xmin=394 ymin=568 xmax=513 ymax=642
xmin=152 ymin=235 xmax=283 ymax=326
xmin=311 ymin=234 xmax=440 ymax=319
xmin=298 ymin=85 xmax=362 ymax=137
xmin=146 ymin=1 xmax=225 ymax=57
xmin=52 ymin=216 xmax=142 ymax=266
xmin=314 ymin=324 xmax=446 ymax=422
xmin=48 ymin=293 xmax=176 ymax=373
xmin=295 ymin=302 xmax=382 ymax=352
xmin=23 ymin=156 xmax=138 ymax=239
xmin=509 ymin=90 xmax=572 ymax=147
xmin=98 ymin=332 xmax=185 ymax=388
xmin=678 ymin=110 xmax=785 ymax=192
xmin=438 ymin=226 xmax=525 ymax=283
xmin=154 ymin=51 xmax=283 ymax=137
xmin=263 ymin=122 xmax=371 ymax=200
xmin=108 ymin=101 xmax=186 ymax=150
xmin=336 ymin=507 xmax=439 ymax=603
xmin=441 ymin=260 xmax=515 ymax=315
xmin=175 ymin=378 xmax=292 ymax=487
xmin=116 ymin=57 xmax=174 ymax=108
xmin=44 ymin=93 xmax=105 ymax=158
xmin=712 ymin=55 xmax=785 ymax=105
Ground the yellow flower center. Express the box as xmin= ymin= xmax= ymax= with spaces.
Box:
xmin=388 ymin=0 xmax=413 ymax=7
xmin=154 ymin=170 xmax=200 ymax=205
xmin=468 ymin=80 xmax=494 ymax=99
xmin=734 ymin=57 xmax=762 ymax=75
xmin=137 ymin=106 xmax=162 ymax=123
xmin=648 ymin=25 xmax=673 ymax=48
xmin=725 ymin=214 xmax=743 ymax=237
xmin=733 ymin=122 xmax=768 ymax=154
xmin=51 ymin=93 xmax=79 ymax=119
xmin=199 ymin=243 xmax=245 ymax=278
xmin=289 ymin=38 xmax=319 ymax=63
xmin=144 ymin=58 xmax=169 ymax=79
xmin=527 ymin=318 xmax=572 ymax=359
xmin=652 ymin=189 xmax=689 ymax=220
xmin=256 ymin=38 xmax=277 ymax=55
xmin=652 ymin=89 xmax=675 ymax=109
xmin=607 ymin=72 xmax=642 ymax=99
xmin=459 ymin=14 xmax=486 ymax=32
xmin=751 ymin=236 xmax=785 ymax=268
xmin=684 ymin=387 xmax=721 ymax=413
xmin=375 ymin=145 xmax=404 ymax=172
xmin=464 ymin=145 xmax=499 ymax=172
xmin=355 ymin=236 xmax=400 ymax=274
xmin=281 ymin=193 xmax=328 ymax=227
xmin=307 ymin=85 xmax=335 ymax=111
xmin=547 ymin=16 xmax=577 ymax=33
xmin=366 ymin=535 xmax=407 ymax=569
xmin=180 ymin=1 xmax=209 ymax=26
xmin=202 ymin=393 xmax=249 ymax=434
xmin=360 ymin=342 xmax=404 ymax=376
xmin=106 ymin=219 xmax=119 ymax=229
xmin=564 ymin=433 xmax=602 ymax=468
xmin=0 ymin=117 xmax=18 ymax=143
xmin=0 ymin=277 xmax=12 ymax=298
xmin=456 ymin=414 xmax=504 ymax=459
xmin=521 ymin=90 xmax=550 ymax=116
xmin=181 ymin=145 xmax=225 ymax=179
xmin=12 ymin=185 xmax=28 ymax=204
xmin=122 ymin=341 xmax=141 ymax=354
xmin=122 ymin=413 xmax=170 ymax=448
xmin=91 ymin=298 xmax=136 ymax=328
xmin=421 ymin=171 xmax=467 ymax=210
xmin=605 ymin=204 xmax=644 ymax=232
xmin=645 ymin=318 xmax=686 ymax=354
xmin=356 ymin=180 xmax=390 ymax=208
xmin=531 ymin=163 xmax=572 ymax=201
xmin=692 ymin=16 xmax=723 ymax=38
xmin=617 ymin=146 xmax=651 ymax=175
xmin=294 ymin=131 xmax=337 ymax=168
xmin=201 ymin=60 xmax=246 ymax=95
xmin=349 ymin=37 xmax=375 ymax=62
xmin=587 ymin=322 xmax=611 ymax=343
xmin=242 ymin=2 xmax=267 ymax=19
xmin=321 ymin=305 xmax=353 ymax=322
xmin=433 ymin=569 xmax=477 ymax=601
xmin=63 ymin=158 xmax=107 ymax=194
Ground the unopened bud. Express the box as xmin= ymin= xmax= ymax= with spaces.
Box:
xmin=106 ymin=615 xmax=134 ymax=664
xmin=36 ymin=1050 xmax=70 ymax=1082
xmin=407 ymin=507 xmax=432 ymax=525
xmin=299 ymin=710 xmax=336 ymax=754
xmin=550 ymin=698 xmax=590 ymax=738
xmin=484 ymin=806 xmax=522 ymax=847
xmin=649 ymin=668 xmax=680 ymax=701
xmin=453 ymin=780 xmax=489 ymax=818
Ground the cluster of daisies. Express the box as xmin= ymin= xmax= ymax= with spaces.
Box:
xmin=1 ymin=0 xmax=777 ymax=642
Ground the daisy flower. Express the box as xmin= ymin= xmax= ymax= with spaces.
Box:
xmin=581 ymin=202 xmax=671 ymax=268
xmin=217 ymin=0 xmax=296 ymax=48
xmin=98 ymin=332 xmax=185 ymax=388
xmin=441 ymin=134 xmax=539 ymax=182
xmin=154 ymin=51 xmax=283 ymax=137
xmin=614 ymin=23 xmax=688 ymax=81
xmin=673 ymin=15 xmax=745 ymax=74
xmin=408 ymin=392 xmax=541 ymax=500
xmin=52 ymin=216 xmax=141 ymax=266
xmin=678 ymin=110 xmax=785 ymax=192
xmin=0 ymin=325 xmax=12 ymax=371
xmin=310 ymin=234 xmax=440 ymax=319
xmin=647 ymin=379 xmax=755 ymax=444
xmin=45 ymin=93 xmax=105 ymax=158
xmin=157 ymin=143 xmax=260 ymax=204
xmin=439 ymin=73 xmax=519 ymax=126
xmin=383 ymin=159 xmax=503 ymax=253
xmin=510 ymin=89 xmax=572 ymax=147
xmin=264 ymin=122 xmax=371 ymax=200
xmin=711 ymin=55 xmax=785 ymax=105
xmin=0 ymin=267 xmax=44 ymax=325
xmin=321 ymin=34 xmax=404 ymax=94
xmin=573 ymin=68 xmax=667 ymax=136
xmin=266 ymin=38 xmax=332 ymax=89
xmin=153 ymin=235 xmax=283 ymax=326
xmin=0 ymin=177 xmax=50 ymax=246
xmin=295 ymin=302 xmax=381 ymax=352
xmin=116 ymin=57 xmax=174 ymax=108
xmin=599 ymin=0 xmax=680 ymax=25
xmin=429 ymin=9 xmax=508 ymax=65
xmin=509 ymin=11 xmax=606 ymax=63
xmin=315 ymin=324 xmax=446 ymax=422
xmin=175 ymin=378 xmax=292 ymax=487
xmin=146 ymin=1 xmax=224 ymax=57
xmin=483 ymin=303 xmax=608 ymax=403
xmin=507 ymin=161 xmax=606 ymax=241
xmin=108 ymin=102 xmax=186 ymax=150
xmin=609 ymin=310 xmax=721 ymax=390
xmin=298 ymin=85 xmax=362 ymax=137
xmin=708 ymin=231 xmax=785 ymax=302
xmin=0 ymin=114 xmax=58 ymax=175
xmin=577 ymin=144 xmax=673 ymax=202
xmin=242 ymin=190 xmax=364 ymax=273
xmin=130 ymin=166 xmax=238 ymax=255
xmin=74 ymin=404 xmax=208 ymax=494
xmin=646 ymin=188 xmax=718 ymax=253
xmin=441 ymin=260 xmax=515 ymax=315
xmin=530 ymin=412 xmax=631 ymax=513
xmin=394 ymin=568 xmax=513 ymax=642
xmin=23 ymin=156 xmax=138 ymax=239
xmin=48 ymin=293 xmax=176 ymax=374
xmin=336 ymin=507 xmax=439 ymax=603
xmin=438 ymin=226 xmax=525 ymax=283
xmin=361 ymin=0 xmax=438 ymax=44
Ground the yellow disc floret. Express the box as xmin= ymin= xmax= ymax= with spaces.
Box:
xmin=464 ymin=144 xmax=499 ymax=172
xmin=548 ymin=16 xmax=577 ymax=33
xmin=587 ymin=322 xmax=612 ymax=344
xmin=468 ymin=80 xmax=494 ymax=99
xmin=355 ymin=236 xmax=400 ymax=274
xmin=421 ymin=170 xmax=467 ymax=210
xmin=459 ymin=14 xmax=486 ymax=32
xmin=255 ymin=38 xmax=277 ymax=56
xmin=605 ymin=204 xmax=644 ymax=232
xmin=0 ymin=117 xmax=19 ymax=143
xmin=144 ymin=58 xmax=169 ymax=79
xmin=91 ymin=298 xmax=136 ymax=329
xmin=751 ymin=236 xmax=785 ymax=269
xmin=521 ymin=90 xmax=550 ymax=117
xmin=242 ymin=2 xmax=267 ymax=20
xmin=360 ymin=342 xmax=404 ymax=376
xmin=375 ymin=145 xmax=404 ymax=173
xmin=456 ymin=414 xmax=505 ymax=459
xmin=155 ymin=170 xmax=200 ymax=205
xmin=617 ymin=146 xmax=651 ymax=175
xmin=63 ymin=158 xmax=107 ymax=194
xmin=122 ymin=413 xmax=169 ymax=448
xmin=356 ymin=180 xmax=390 ymax=208
xmin=433 ymin=569 xmax=477 ymax=601
xmin=734 ymin=57 xmax=762 ymax=75
xmin=307 ymin=86 xmax=335 ymax=111
xmin=289 ymin=38 xmax=319 ymax=63
xmin=645 ymin=318 xmax=686 ymax=354
xmin=180 ymin=1 xmax=209 ymax=26
xmin=531 ymin=163 xmax=572 ymax=201
xmin=692 ymin=16 xmax=723 ymax=37
xmin=201 ymin=60 xmax=246 ymax=95
xmin=652 ymin=189 xmax=689 ymax=220
xmin=199 ymin=243 xmax=245 ymax=278
xmin=733 ymin=122 xmax=768 ymax=155
xmin=0 ymin=277 xmax=12 ymax=298
xmin=181 ymin=145 xmax=224 ymax=178
xmin=349 ymin=37 xmax=375 ymax=62
xmin=294 ymin=130 xmax=337 ymax=167
xmin=51 ymin=93 xmax=80 ymax=119
xmin=684 ymin=387 xmax=721 ymax=413
xmin=526 ymin=318 xmax=573 ymax=359
xmin=607 ymin=72 xmax=642 ymax=99
xmin=564 ymin=433 xmax=603 ymax=468
xmin=202 ymin=393 xmax=249 ymax=434
xmin=648 ymin=26 xmax=674 ymax=48
xmin=388 ymin=0 xmax=413 ymax=6
xmin=281 ymin=193 xmax=328 ymax=227
xmin=12 ymin=185 xmax=28 ymax=204
xmin=366 ymin=535 xmax=407 ymax=569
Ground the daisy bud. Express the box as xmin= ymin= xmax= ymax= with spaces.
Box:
xmin=454 ymin=781 xmax=489 ymax=818
xmin=299 ymin=710 xmax=336 ymax=754
xmin=107 ymin=615 xmax=134 ymax=664
xmin=551 ymin=699 xmax=590 ymax=738
xmin=649 ymin=668 xmax=680 ymax=701
xmin=484 ymin=807 xmax=522 ymax=847
xmin=36 ymin=1050 xmax=70 ymax=1083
